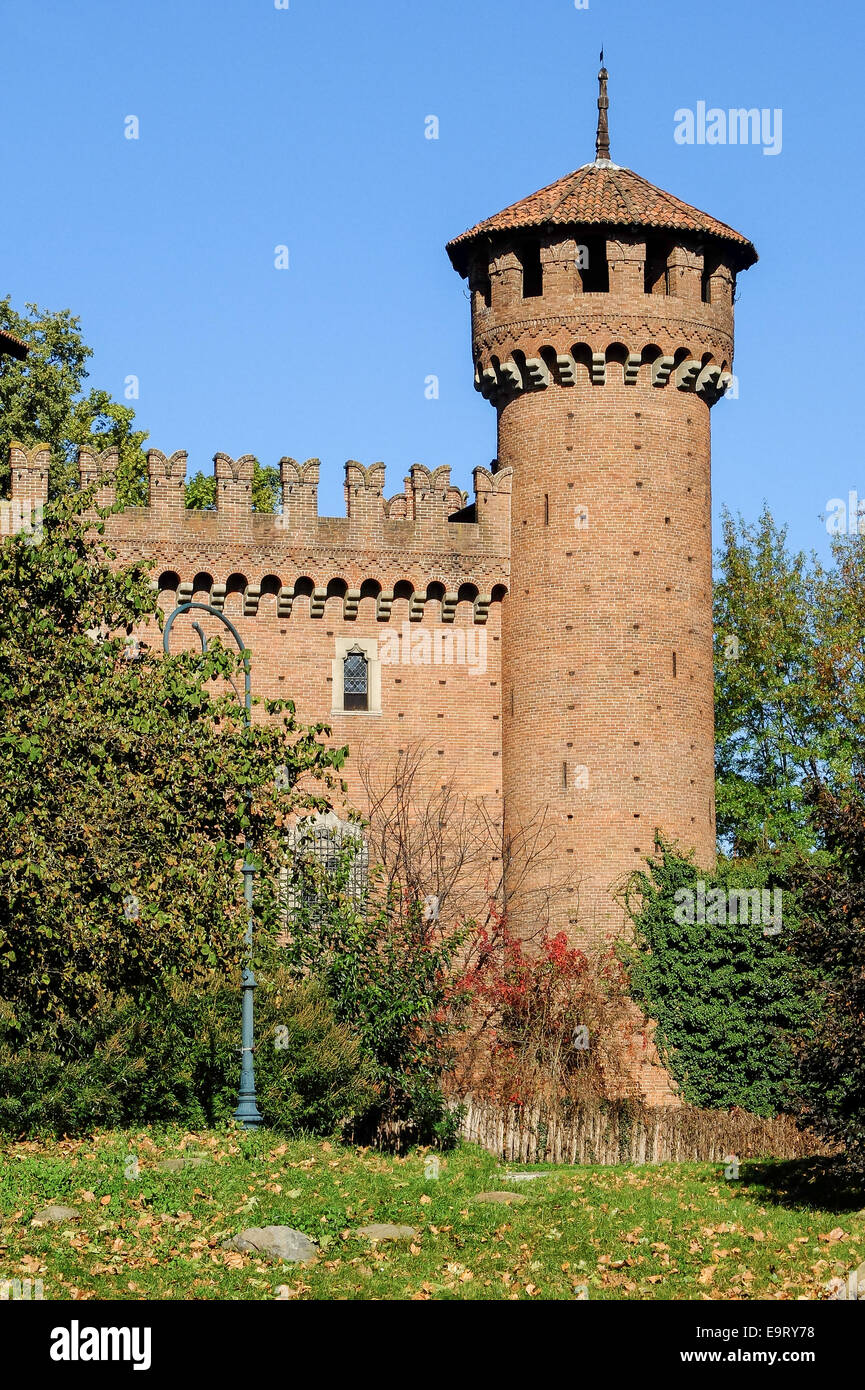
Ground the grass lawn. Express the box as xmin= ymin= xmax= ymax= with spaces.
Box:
xmin=1 ymin=1128 xmax=862 ymax=1301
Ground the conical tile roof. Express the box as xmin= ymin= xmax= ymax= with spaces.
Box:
xmin=447 ymin=160 xmax=757 ymax=273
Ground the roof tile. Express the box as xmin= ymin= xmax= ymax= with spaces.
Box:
xmin=447 ymin=161 xmax=757 ymax=271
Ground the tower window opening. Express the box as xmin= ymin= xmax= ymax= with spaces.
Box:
xmin=644 ymin=237 xmax=669 ymax=295
xmin=475 ymin=273 xmax=492 ymax=309
xmin=343 ymin=646 xmax=369 ymax=710
xmin=283 ymin=822 xmax=369 ymax=928
xmin=544 ymin=493 xmax=549 ymax=525
xmin=701 ymin=266 xmax=712 ymax=303
xmin=579 ymin=236 xmax=609 ymax=293
xmin=672 ymin=651 xmax=678 ymax=678
xmin=521 ymin=241 xmax=543 ymax=298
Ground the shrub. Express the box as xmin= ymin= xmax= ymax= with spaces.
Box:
xmin=622 ymin=840 xmax=816 ymax=1115
xmin=452 ymin=908 xmax=636 ymax=1107
xmin=0 ymin=970 xmax=373 ymax=1138
xmin=279 ymin=844 xmax=474 ymax=1147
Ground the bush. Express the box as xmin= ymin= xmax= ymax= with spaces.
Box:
xmin=0 ymin=970 xmax=374 ymax=1138
xmin=280 ymin=844 xmax=473 ymax=1147
xmin=622 ymin=841 xmax=816 ymax=1116
xmin=452 ymin=911 xmax=636 ymax=1107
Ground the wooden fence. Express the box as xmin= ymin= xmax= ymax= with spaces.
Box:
xmin=455 ymin=1096 xmax=823 ymax=1165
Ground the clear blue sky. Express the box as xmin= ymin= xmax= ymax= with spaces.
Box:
xmin=2 ymin=0 xmax=859 ymax=558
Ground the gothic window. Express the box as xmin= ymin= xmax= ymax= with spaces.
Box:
xmin=343 ymin=646 xmax=369 ymax=711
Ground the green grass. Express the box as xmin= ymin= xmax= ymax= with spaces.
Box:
xmin=1 ymin=1129 xmax=863 ymax=1300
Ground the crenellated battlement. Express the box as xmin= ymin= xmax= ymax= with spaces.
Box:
xmin=7 ymin=444 xmax=510 ymax=549
xmin=5 ymin=444 xmax=511 ymax=617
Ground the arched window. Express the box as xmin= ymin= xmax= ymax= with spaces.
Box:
xmin=343 ymin=646 xmax=369 ymax=711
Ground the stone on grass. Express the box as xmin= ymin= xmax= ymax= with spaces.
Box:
xmin=157 ymin=1153 xmax=209 ymax=1173
xmin=31 ymin=1205 xmax=80 ymax=1226
xmin=474 ymin=1191 xmax=529 ymax=1205
xmin=356 ymin=1223 xmax=418 ymax=1243
xmin=226 ymin=1226 xmax=318 ymax=1264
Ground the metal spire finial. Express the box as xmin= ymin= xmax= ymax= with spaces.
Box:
xmin=595 ymin=51 xmax=610 ymax=163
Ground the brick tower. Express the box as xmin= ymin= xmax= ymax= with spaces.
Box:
xmin=447 ymin=65 xmax=757 ymax=938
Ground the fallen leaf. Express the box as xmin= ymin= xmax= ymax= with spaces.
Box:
xmin=819 ymin=1228 xmax=846 ymax=1244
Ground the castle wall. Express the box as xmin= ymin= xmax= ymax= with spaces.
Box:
xmin=7 ymin=444 xmax=510 ymax=858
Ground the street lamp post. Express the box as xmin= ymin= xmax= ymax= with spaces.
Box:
xmin=163 ymin=601 xmax=263 ymax=1129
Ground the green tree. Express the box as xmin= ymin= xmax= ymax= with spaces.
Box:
xmin=713 ymin=505 xmax=818 ymax=855
xmin=2 ymin=296 xmax=283 ymax=516
xmin=714 ymin=507 xmax=865 ymax=858
xmin=0 ymin=298 xmax=149 ymax=505
xmin=808 ymin=533 xmax=865 ymax=786
xmin=0 ymin=485 xmax=346 ymax=1041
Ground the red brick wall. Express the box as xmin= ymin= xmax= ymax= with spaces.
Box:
xmin=498 ymin=374 xmax=716 ymax=939
xmin=457 ymin=226 xmax=739 ymax=941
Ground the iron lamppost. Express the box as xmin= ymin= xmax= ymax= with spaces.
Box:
xmin=163 ymin=601 xmax=263 ymax=1129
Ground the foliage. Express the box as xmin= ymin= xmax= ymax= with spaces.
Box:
xmin=185 ymin=461 xmax=281 ymax=513
xmin=713 ymin=505 xmax=817 ymax=855
xmin=790 ymin=782 xmax=865 ymax=1173
xmin=1 ymin=296 xmax=282 ymax=512
xmin=0 ymin=298 xmax=149 ymax=505
xmin=454 ymin=906 xmax=636 ymax=1107
xmin=714 ymin=507 xmax=865 ymax=856
xmin=0 ymin=973 xmax=373 ymax=1139
xmin=807 ymin=534 xmax=865 ymax=785
xmin=279 ymin=840 xmax=473 ymax=1146
xmin=0 ymin=486 xmax=346 ymax=1038
xmin=622 ymin=840 xmax=816 ymax=1115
